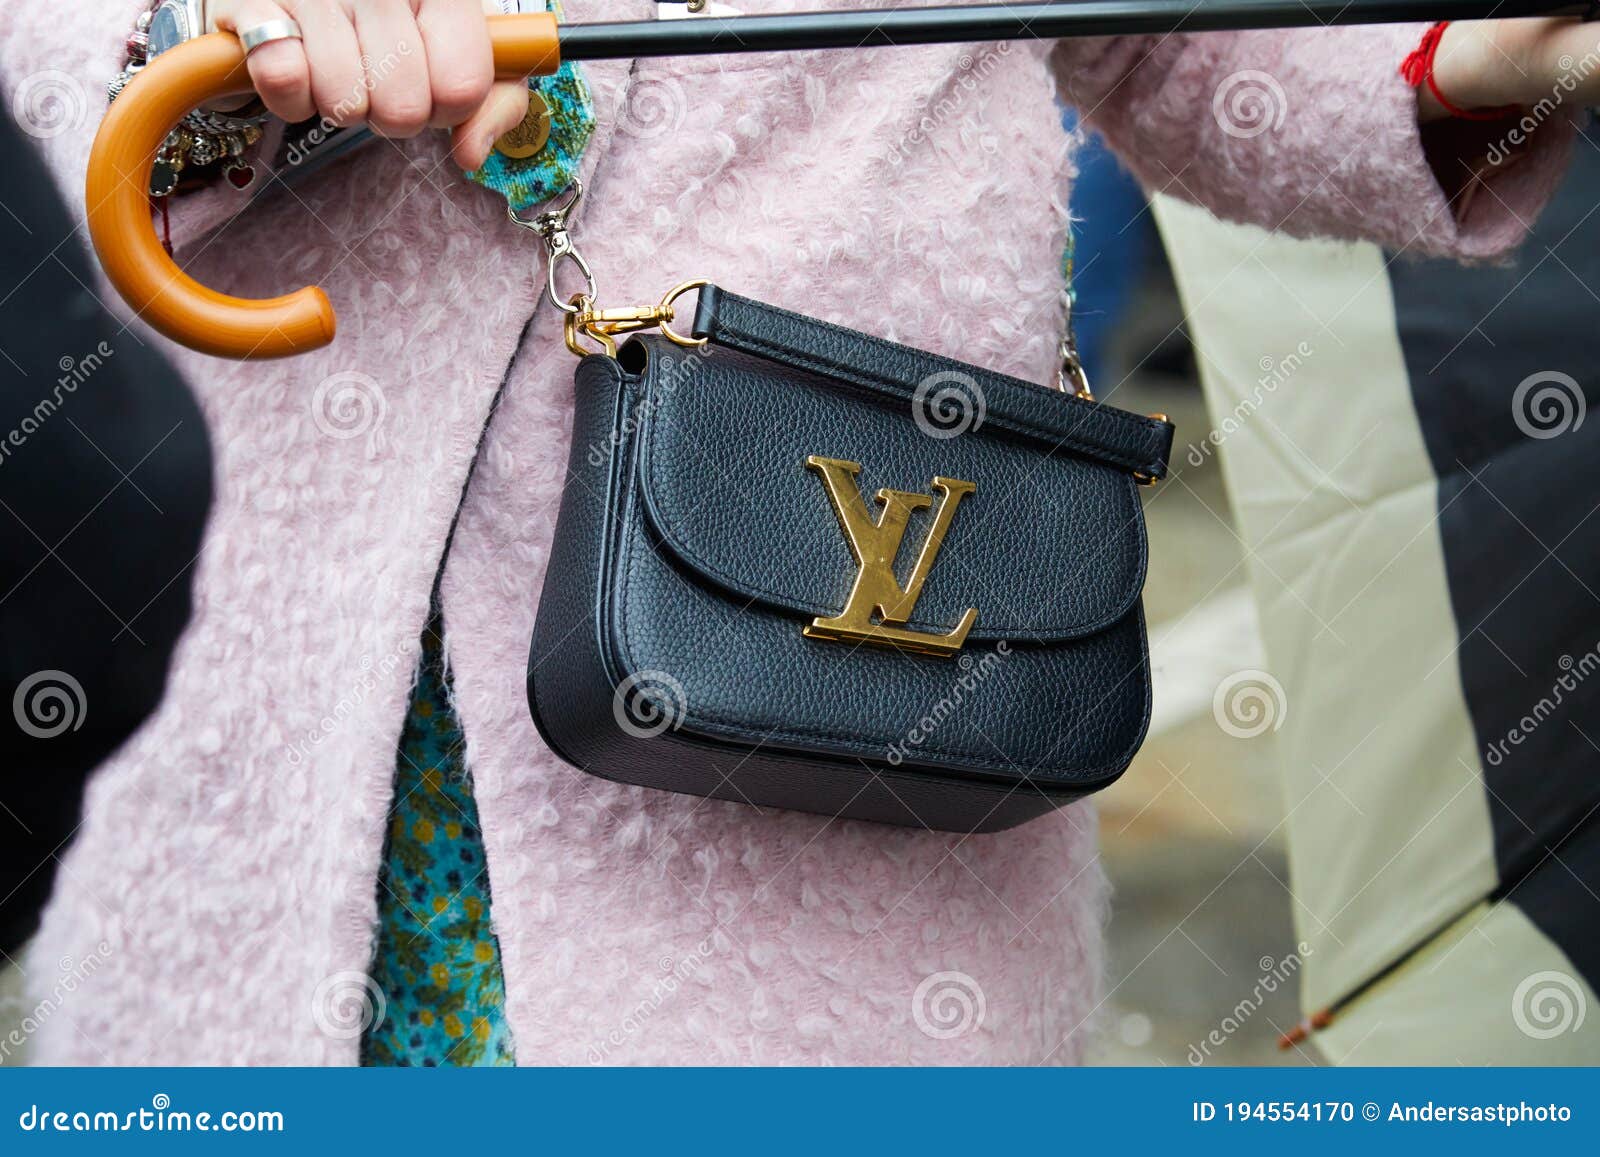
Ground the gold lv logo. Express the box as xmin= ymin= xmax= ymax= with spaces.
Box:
xmin=803 ymin=455 xmax=978 ymax=657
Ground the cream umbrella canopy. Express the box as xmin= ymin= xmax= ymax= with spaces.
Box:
xmin=1148 ymin=136 xmax=1600 ymax=1063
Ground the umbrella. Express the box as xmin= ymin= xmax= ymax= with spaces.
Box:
xmin=1150 ymin=139 xmax=1600 ymax=1060
xmin=86 ymin=2 xmax=1588 ymax=357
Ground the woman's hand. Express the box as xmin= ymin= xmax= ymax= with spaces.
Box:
xmin=208 ymin=0 xmax=531 ymax=169
xmin=1426 ymin=18 xmax=1600 ymax=121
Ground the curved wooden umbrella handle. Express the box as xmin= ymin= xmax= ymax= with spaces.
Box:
xmin=85 ymin=13 xmax=561 ymax=359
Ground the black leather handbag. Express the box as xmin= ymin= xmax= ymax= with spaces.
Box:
xmin=527 ymin=286 xmax=1174 ymax=832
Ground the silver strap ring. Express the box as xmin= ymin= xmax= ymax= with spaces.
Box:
xmin=238 ymin=18 xmax=304 ymax=54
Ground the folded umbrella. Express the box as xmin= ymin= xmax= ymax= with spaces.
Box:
xmin=86 ymin=1 xmax=1588 ymax=358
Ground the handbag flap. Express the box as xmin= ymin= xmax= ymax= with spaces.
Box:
xmin=627 ymin=315 xmax=1157 ymax=643
xmin=692 ymin=286 xmax=1175 ymax=478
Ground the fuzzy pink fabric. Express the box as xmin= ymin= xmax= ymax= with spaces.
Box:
xmin=0 ymin=0 xmax=1567 ymax=1064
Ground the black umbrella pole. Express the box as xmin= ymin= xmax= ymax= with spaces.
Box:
xmin=560 ymin=0 xmax=1589 ymax=61
xmin=271 ymin=0 xmax=1593 ymax=190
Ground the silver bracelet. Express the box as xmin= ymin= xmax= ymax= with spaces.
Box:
xmin=108 ymin=2 xmax=271 ymax=197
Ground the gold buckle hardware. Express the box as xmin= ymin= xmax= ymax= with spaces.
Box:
xmin=1056 ymin=328 xmax=1094 ymax=401
xmin=515 ymin=184 xmax=710 ymax=359
xmin=802 ymin=456 xmax=977 ymax=657
xmin=1058 ymin=352 xmax=1094 ymax=401
xmin=563 ymin=297 xmax=669 ymax=357
xmin=563 ymin=280 xmax=713 ymax=359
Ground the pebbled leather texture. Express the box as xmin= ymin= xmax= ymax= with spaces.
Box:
xmin=638 ymin=343 xmax=1146 ymax=641
xmin=693 ymin=285 xmax=1176 ymax=479
xmin=528 ymin=293 xmax=1167 ymax=833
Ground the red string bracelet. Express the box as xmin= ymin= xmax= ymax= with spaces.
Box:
xmin=1400 ymin=22 xmax=1522 ymax=121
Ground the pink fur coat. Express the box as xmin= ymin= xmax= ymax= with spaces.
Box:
xmin=2 ymin=0 xmax=1567 ymax=1064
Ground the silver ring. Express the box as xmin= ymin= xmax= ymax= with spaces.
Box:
xmin=238 ymin=18 xmax=304 ymax=54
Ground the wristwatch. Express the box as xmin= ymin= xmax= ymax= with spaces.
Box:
xmin=110 ymin=0 xmax=268 ymax=196
xmin=146 ymin=0 xmax=207 ymax=57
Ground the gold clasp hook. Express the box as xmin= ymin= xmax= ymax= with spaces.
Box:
xmin=584 ymin=303 xmax=677 ymax=338
xmin=564 ymin=298 xmax=673 ymax=357
xmin=562 ymin=279 xmax=712 ymax=359
xmin=563 ymin=294 xmax=615 ymax=357
xmin=517 ymin=176 xmax=712 ymax=359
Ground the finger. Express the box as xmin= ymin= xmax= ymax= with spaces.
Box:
xmin=214 ymin=0 xmax=315 ymax=123
xmin=417 ymin=0 xmax=495 ymax=129
xmin=294 ymin=0 xmax=367 ymax=127
xmin=1536 ymin=22 xmax=1600 ymax=103
xmin=450 ymin=80 xmax=529 ymax=169
xmin=354 ymin=0 xmax=433 ymax=137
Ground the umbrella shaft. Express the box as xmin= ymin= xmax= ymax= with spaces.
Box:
xmin=274 ymin=0 xmax=1588 ymax=189
xmin=560 ymin=0 xmax=1589 ymax=60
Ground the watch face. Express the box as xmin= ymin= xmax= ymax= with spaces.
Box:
xmin=147 ymin=1 xmax=194 ymax=57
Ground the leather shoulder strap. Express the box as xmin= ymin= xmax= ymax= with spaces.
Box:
xmin=691 ymin=285 xmax=1173 ymax=479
